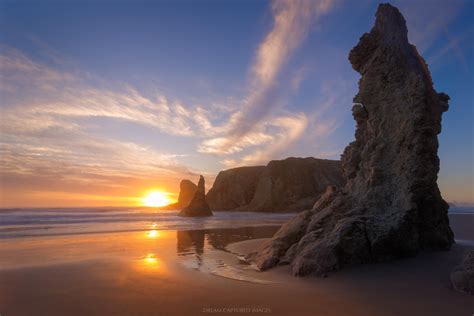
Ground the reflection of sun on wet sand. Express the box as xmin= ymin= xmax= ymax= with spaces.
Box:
xmin=139 ymin=253 xmax=164 ymax=272
xmin=147 ymin=229 xmax=159 ymax=238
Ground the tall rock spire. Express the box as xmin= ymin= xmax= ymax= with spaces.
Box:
xmin=179 ymin=175 xmax=213 ymax=217
xmin=248 ymin=3 xmax=453 ymax=276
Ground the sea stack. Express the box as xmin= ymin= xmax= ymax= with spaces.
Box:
xmin=161 ymin=179 xmax=197 ymax=210
xmin=248 ymin=3 xmax=454 ymax=276
xmin=179 ymin=175 xmax=213 ymax=217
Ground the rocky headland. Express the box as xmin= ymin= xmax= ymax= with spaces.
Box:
xmin=247 ymin=3 xmax=454 ymax=276
xmin=206 ymin=166 xmax=266 ymax=211
xmin=207 ymin=157 xmax=343 ymax=212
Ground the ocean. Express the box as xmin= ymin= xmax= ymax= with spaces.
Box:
xmin=0 ymin=207 xmax=295 ymax=238
xmin=1 ymin=206 xmax=472 ymax=239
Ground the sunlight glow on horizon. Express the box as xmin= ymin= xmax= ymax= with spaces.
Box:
xmin=142 ymin=191 xmax=171 ymax=207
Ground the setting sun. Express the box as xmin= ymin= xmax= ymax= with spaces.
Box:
xmin=142 ymin=191 xmax=170 ymax=207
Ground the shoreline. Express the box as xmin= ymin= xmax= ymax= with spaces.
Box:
xmin=0 ymin=211 xmax=468 ymax=240
xmin=0 ymin=214 xmax=472 ymax=315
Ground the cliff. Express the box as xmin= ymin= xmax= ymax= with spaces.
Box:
xmin=207 ymin=157 xmax=343 ymax=212
xmin=206 ymin=166 xmax=267 ymax=210
xmin=247 ymin=4 xmax=454 ymax=276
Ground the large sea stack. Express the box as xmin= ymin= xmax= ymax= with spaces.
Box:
xmin=248 ymin=3 xmax=454 ymax=276
xmin=179 ymin=175 xmax=213 ymax=217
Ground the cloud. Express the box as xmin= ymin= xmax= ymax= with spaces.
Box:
xmin=1 ymin=44 xmax=315 ymax=206
xmin=0 ymin=45 xmax=75 ymax=93
xmin=221 ymin=113 xmax=308 ymax=167
xmin=202 ymin=0 xmax=336 ymax=153
xmin=397 ymin=0 xmax=465 ymax=52
xmin=1 ymin=0 xmax=340 ymax=179
xmin=291 ymin=65 xmax=311 ymax=92
xmin=427 ymin=26 xmax=473 ymax=71
xmin=0 ymin=125 xmax=200 ymax=206
xmin=0 ymin=48 xmax=230 ymax=138
xmin=198 ymin=131 xmax=274 ymax=155
xmin=394 ymin=0 xmax=470 ymax=72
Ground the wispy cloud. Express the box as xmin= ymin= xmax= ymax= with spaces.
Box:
xmin=397 ymin=0 xmax=465 ymax=53
xmin=396 ymin=0 xmax=471 ymax=73
xmin=198 ymin=130 xmax=274 ymax=155
xmin=252 ymin=0 xmax=332 ymax=87
xmin=291 ymin=65 xmax=312 ymax=92
xmin=199 ymin=0 xmax=336 ymax=156
xmin=221 ymin=113 xmax=308 ymax=168
xmin=427 ymin=26 xmax=473 ymax=71
xmin=227 ymin=113 xmax=309 ymax=167
xmin=0 ymin=47 xmax=228 ymax=138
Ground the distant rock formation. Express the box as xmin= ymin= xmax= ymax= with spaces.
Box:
xmin=451 ymin=250 xmax=474 ymax=295
xmin=244 ymin=158 xmax=343 ymax=212
xmin=179 ymin=175 xmax=213 ymax=217
xmin=247 ymin=4 xmax=454 ymax=276
xmin=161 ymin=179 xmax=197 ymax=210
xmin=207 ymin=157 xmax=343 ymax=212
xmin=207 ymin=166 xmax=266 ymax=210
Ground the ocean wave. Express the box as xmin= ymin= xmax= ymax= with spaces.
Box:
xmin=0 ymin=207 xmax=295 ymax=238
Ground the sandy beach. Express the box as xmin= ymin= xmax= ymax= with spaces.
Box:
xmin=0 ymin=213 xmax=472 ymax=316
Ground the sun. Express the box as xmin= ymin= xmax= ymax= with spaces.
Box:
xmin=142 ymin=191 xmax=170 ymax=207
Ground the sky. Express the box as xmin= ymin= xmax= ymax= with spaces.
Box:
xmin=0 ymin=0 xmax=473 ymax=207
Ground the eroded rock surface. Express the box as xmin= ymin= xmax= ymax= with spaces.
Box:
xmin=248 ymin=3 xmax=454 ymax=276
xmin=179 ymin=175 xmax=213 ymax=217
xmin=161 ymin=179 xmax=197 ymax=210
xmin=451 ymin=250 xmax=474 ymax=295
xmin=207 ymin=166 xmax=266 ymax=210
xmin=207 ymin=157 xmax=343 ymax=212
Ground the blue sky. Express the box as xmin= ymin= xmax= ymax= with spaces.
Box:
xmin=0 ymin=0 xmax=472 ymax=207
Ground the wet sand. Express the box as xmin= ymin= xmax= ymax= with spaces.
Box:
xmin=0 ymin=215 xmax=472 ymax=316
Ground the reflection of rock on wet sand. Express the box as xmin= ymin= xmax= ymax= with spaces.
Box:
xmin=176 ymin=227 xmax=280 ymax=277
xmin=177 ymin=230 xmax=205 ymax=255
xmin=176 ymin=227 xmax=280 ymax=284
xmin=177 ymin=230 xmax=205 ymax=268
xmin=176 ymin=227 xmax=280 ymax=256
xmin=206 ymin=226 xmax=280 ymax=250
